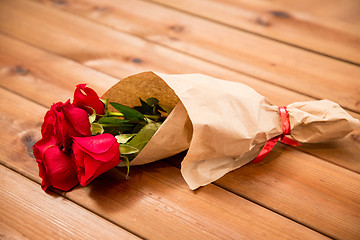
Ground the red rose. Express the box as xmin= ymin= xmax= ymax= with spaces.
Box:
xmin=33 ymin=138 xmax=79 ymax=191
xmin=41 ymin=100 xmax=91 ymax=150
xmin=72 ymin=134 xmax=120 ymax=186
xmin=73 ymin=84 xmax=105 ymax=116
xmin=33 ymin=100 xmax=91 ymax=191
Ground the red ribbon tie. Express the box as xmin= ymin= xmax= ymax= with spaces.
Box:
xmin=252 ymin=106 xmax=301 ymax=163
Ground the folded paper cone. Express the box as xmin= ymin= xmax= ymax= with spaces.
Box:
xmin=103 ymin=71 xmax=360 ymax=190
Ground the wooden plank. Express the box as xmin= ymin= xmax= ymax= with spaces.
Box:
xmin=0 ymin=36 xmax=119 ymax=103
xmin=0 ymin=19 xmax=313 ymax=109
xmin=148 ymin=0 xmax=360 ymax=64
xmin=215 ymin=143 xmax=360 ymax=240
xmin=2 ymin=0 xmax=360 ymax=114
xmin=0 ymin=87 xmax=327 ymax=240
xmin=7 ymin=0 xmax=360 ymax=116
xmin=263 ymin=0 xmax=360 ymax=25
xmin=166 ymin=145 xmax=360 ymax=240
xmin=0 ymin=36 xmax=358 ymax=239
xmin=0 ymin=1 xmax=358 ymax=236
xmin=166 ymin=144 xmax=360 ymax=240
xmin=299 ymin=134 xmax=360 ymax=173
xmin=0 ymin=165 xmax=140 ymax=239
xmin=0 ymin=39 xmax=354 ymax=238
xmin=0 ymin=1 xmax=359 ymax=173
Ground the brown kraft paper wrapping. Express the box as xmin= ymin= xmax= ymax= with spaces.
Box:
xmin=103 ymin=71 xmax=360 ymax=190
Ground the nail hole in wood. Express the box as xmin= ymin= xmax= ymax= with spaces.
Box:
xmin=269 ymin=11 xmax=291 ymax=18
xmin=13 ymin=65 xmax=29 ymax=75
xmin=169 ymin=25 xmax=184 ymax=32
xmin=132 ymin=58 xmax=143 ymax=64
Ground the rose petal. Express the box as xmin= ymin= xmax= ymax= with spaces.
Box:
xmin=37 ymin=162 xmax=51 ymax=191
xmin=33 ymin=134 xmax=57 ymax=160
xmin=72 ymin=134 xmax=118 ymax=155
xmin=79 ymin=147 xmax=120 ymax=186
xmin=41 ymin=110 xmax=56 ymax=137
xmin=72 ymin=134 xmax=120 ymax=186
xmin=42 ymin=146 xmax=79 ymax=191
xmin=62 ymin=100 xmax=91 ymax=137
xmin=73 ymin=84 xmax=105 ymax=115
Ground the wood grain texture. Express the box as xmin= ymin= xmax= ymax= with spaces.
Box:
xmin=166 ymin=143 xmax=360 ymax=240
xmin=2 ymin=0 xmax=360 ymax=114
xmin=0 ymin=35 xmax=357 ymax=240
xmin=0 ymin=87 xmax=327 ymax=240
xmin=0 ymin=1 xmax=359 ymax=173
xmin=0 ymin=35 xmax=118 ymax=103
xmin=264 ymin=0 xmax=360 ymax=25
xmin=149 ymin=0 xmax=360 ymax=64
xmin=215 ymin=143 xmax=360 ymax=240
xmin=31 ymin=0 xmax=360 ymax=114
xmin=0 ymin=165 xmax=139 ymax=240
xmin=0 ymin=1 xmax=359 ymax=239
xmin=1 ymin=61 xmax=358 ymax=238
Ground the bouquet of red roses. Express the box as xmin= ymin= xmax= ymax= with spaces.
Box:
xmin=33 ymin=83 xmax=170 ymax=191
xmin=34 ymin=71 xmax=360 ymax=192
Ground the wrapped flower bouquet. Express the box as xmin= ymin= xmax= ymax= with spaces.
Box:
xmin=33 ymin=71 xmax=360 ymax=191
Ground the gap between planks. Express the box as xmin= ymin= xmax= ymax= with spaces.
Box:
xmin=0 ymin=164 xmax=141 ymax=240
xmin=0 ymin=0 xmax=359 ymax=173
xmin=23 ymin=0 xmax=360 ymax=115
xmin=0 ymin=61 xmax=354 ymax=239
xmin=0 ymin=2 xmax=358 ymax=236
xmin=0 ymin=27 xmax=359 ymax=173
xmin=2 ymin=83 xmax=332 ymax=240
xmin=146 ymin=0 xmax=360 ymax=65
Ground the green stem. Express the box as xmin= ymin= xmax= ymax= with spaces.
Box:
xmin=100 ymin=111 xmax=124 ymax=117
xmin=100 ymin=123 xmax=133 ymax=128
xmin=144 ymin=115 xmax=160 ymax=121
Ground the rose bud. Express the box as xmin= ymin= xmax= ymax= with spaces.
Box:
xmin=72 ymin=134 xmax=120 ymax=186
xmin=73 ymin=84 xmax=105 ymax=116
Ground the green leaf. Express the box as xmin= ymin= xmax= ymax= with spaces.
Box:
xmin=133 ymin=98 xmax=154 ymax=115
xmin=110 ymin=102 xmax=146 ymax=122
xmin=119 ymin=144 xmax=139 ymax=155
xmin=128 ymin=122 xmax=161 ymax=151
xmin=104 ymin=112 xmax=124 ymax=118
xmin=98 ymin=117 xmax=131 ymax=125
xmin=146 ymin=97 xmax=159 ymax=106
xmin=158 ymin=104 xmax=173 ymax=114
xmin=100 ymin=97 xmax=108 ymax=106
xmin=100 ymin=97 xmax=109 ymax=113
xmin=143 ymin=115 xmax=160 ymax=121
xmin=98 ymin=117 xmax=134 ymax=133
xmin=88 ymin=107 xmax=96 ymax=124
xmin=115 ymin=134 xmax=136 ymax=144
xmin=132 ymin=122 xmax=147 ymax=133
xmin=91 ymin=122 xmax=104 ymax=135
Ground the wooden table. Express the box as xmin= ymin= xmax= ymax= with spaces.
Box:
xmin=1 ymin=0 xmax=360 ymax=239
